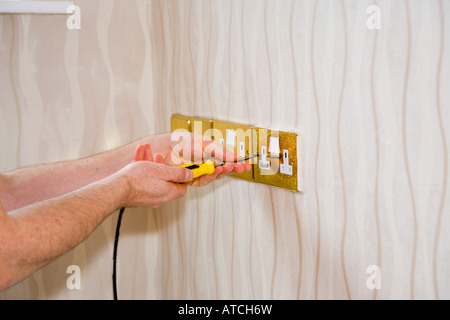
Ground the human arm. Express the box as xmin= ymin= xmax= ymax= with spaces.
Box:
xmin=157 ymin=131 xmax=251 ymax=186
xmin=0 ymin=132 xmax=249 ymax=291
xmin=0 ymin=160 xmax=193 ymax=291
xmin=0 ymin=134 xmax=166 ymax=212
xmin=0 ymin=132 xmax=249 ymax=212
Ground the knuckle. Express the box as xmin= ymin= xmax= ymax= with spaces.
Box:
xmin=164 ymin=185 xmax=186 ymax=203
xmin=162 ymin=193 xmax=173 ymax=204
xmin=177 ymin=185 xmax=188 ymax=198
xmin=176 ymin=168 xmax=186 ymax=181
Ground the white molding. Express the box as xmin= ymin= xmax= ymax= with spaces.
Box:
xmin=0 ymin=1 xmax=74 ymax=14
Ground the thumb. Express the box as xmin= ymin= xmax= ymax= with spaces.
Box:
xmin=160 ymin=165 xmax=193 ymax=183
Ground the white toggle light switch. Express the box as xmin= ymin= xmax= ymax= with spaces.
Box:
xmin=280 ymin=149 xmax=292 ymax=175
xmin=226 ymin=129 xmax=236 ymax=148
xmin=220 ymin=138 xmax=225 ymax=146
xmin=239 ymin=142 xmax=245 ymax=158
xmin=259 ymin=146 xmax=271 ymax=171
xmin=269 ymin=137 xmax=280 ymax=157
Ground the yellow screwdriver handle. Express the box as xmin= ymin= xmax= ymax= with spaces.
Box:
xmin=180 ymin=160 xmax=215 ymax=179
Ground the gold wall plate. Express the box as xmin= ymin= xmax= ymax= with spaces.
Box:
xmin=170 ymin=114 xmax=302 ymax=192
xmin=190 ymin=117 xmax=214 ymax=137
xmin=170 ymin=114 xmax=192 ymax=132
xmin=211 ymin=119 xmax=256 ymax=182
xmin=253 ymin=127 xmax=301 ymax=192
xmin=171 ymin=115 xmax=213 ymax=165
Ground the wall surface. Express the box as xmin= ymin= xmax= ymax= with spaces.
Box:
xmin=0 ymin=0 xmax=449 ymax=300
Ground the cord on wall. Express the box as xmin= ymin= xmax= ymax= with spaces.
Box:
xmin=112 ymin=207 xmax=125 ymax=300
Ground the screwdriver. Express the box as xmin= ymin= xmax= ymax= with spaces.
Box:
xmin=180 ymin=154 xmax=259 ymax=179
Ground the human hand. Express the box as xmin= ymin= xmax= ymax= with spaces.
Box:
xmin=116 ymin=144 xmax=193 ymax=208
xmin=153 ymin=132 xmax=251 ymax=187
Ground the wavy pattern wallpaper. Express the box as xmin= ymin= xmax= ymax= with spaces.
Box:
xmin=0 ymin=0 xmax=449 ymax=300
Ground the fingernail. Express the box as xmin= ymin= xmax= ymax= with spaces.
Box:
xmin=192 ymin=180 xmax=200 ymax=187
xmin=185 ymin=169 xmax=193 ymax=181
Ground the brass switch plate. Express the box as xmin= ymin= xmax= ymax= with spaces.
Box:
xmin=170 ymin=114 xmax=302 ymax=192
xmin=171 ymin=115 xmax=213 ymax=164
xmin=254 ymin=127 xmax=301 ymax=192
xmin=171 ymin=114 xmax=192 ymax=132
xmin=191 ymin=117 xmax=214 ymax=137
xmin=191 ymin=117 xmax=214 ymax=163
xmin=210 ymin=119 xmax=256 ymax=182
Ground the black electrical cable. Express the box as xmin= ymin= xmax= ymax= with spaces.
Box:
xmin=112 ymin=207 xmax=125 ymax=300
xmin=111 ymin=157 xmax=253 ymax=299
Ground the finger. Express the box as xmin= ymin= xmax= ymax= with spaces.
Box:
xmin=192 ymin=163 xmax=244 ymax=187
xmin=204 ymin=142 xmax=239 ymax=163
xmin=168 ymin=131 xmax=196 ymax=164
xmin=133 ymin=144 xmax=146 ymax=162
xmin=191 ymin=166 xmax=224 ymax=187
xmin=164 ymin=149 xmax=184 ymax=166
xmin=168 ymin=182 xmax=189 ymax=200
xmin=153 ymin=153 xmax=165 ymax=164
xmin=143 ymin=144 xmax=153 ymax=162
xmin=215 ymin=163 xmax=234 ymax=180
xmin=159 ymin=165 xmax=193 ymax=183
xmin=232 ymin=164 xmax=245 ymax=174
xmin=160 ymin=180 xmax=189 ymax=202
xmin=191 ymin=161 xmax=252 ymax=187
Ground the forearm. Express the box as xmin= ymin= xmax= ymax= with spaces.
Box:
xmin=0 ymin=171 xmax=128 ymax=291
xmin=1 ymin=133 xmax=170 ymax=212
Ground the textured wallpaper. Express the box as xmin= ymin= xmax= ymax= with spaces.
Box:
xmin=0 ymin=0 xmax=449 ymax=300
